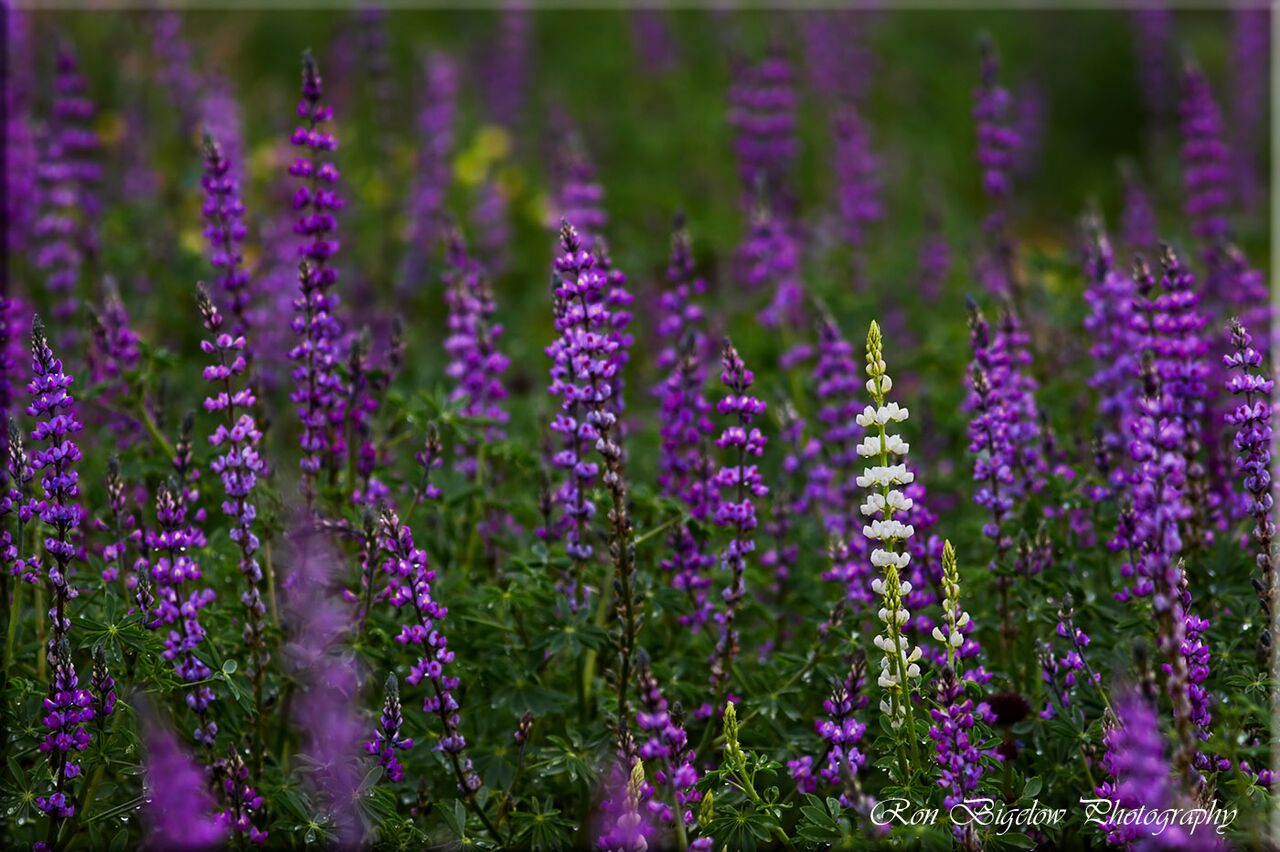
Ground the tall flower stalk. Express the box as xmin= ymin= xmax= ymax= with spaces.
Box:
xmin=197 ymin=286 xmax=268 ymax=774
xmin=973 ymin=36 xmax=1020 ymax=296
xmin=857 ymin=320 xmax=923 ymax=780
xmin=653 ymin=221 xmax=715 ymax=629
xmin=201 ymin=134 xmax=252 ymax=337
xmin=550 ymin=223 xmax=641 ymax=744
xmin=288 ymin=51 xmax=346 ymax=504
xmin=1224 ymin=320 xmax=1275 ymax=626
xmin=709 ymin=341 xmax=768 ymax=696
xmin=26 ymin=318 xmax=90 ymax=839
xmin=378 ymin=508 xmax=504 ymax=845
xmin=443 ymin=232 xmax=509 ymax=477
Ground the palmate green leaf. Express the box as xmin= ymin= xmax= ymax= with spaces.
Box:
xmin=512 ymin=797 xmax=576 ymax=851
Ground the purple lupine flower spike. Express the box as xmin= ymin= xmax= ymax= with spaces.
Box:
xmin=1224 ymin=319 xmax=1275 ymax=628
xmin=1178 ymin=63 xmax=1233 ymax=264
xmin=368 ymin=673 xmax=414 ymax=782
xmin=728 ymin=49 xmax=797 ymax=208
xmin=142 ymin=719 xmax=227 ymax=850
xmin=918 ymin=208 xmax=950 ymax=302
xmin=150 ymin=11 xmax=202 ymax=135
xmin=288 ymin=50 xmax=347 ymax=501
xmin=1231 ymin=8 xmax=1269 ymax=214
xmin=35 ymin=47 xmax=101 ymax=339
xmin=4 ymin=3 xmax=38 ymax=256
xmin=635 ymin=651 xmax=703 ymax=841
xmin=379 ymin=509 xmax=482 ymax=793
xmin=202 ymin=134 xmax=252 ymax=336
xmin=213 ymin=749 xmax=268 ymax=844
xmin=709 ymin=340 xmax=768 ymax=694
xmin=832 ymin=105 xmax=882 ymax=276
xmin=1119 ymin=165 xmax=1158 ymax=255
xmin=814 ymin=656 xmax=870 ymax=805
xmin=284 ymin=525 xmax=365 ymax=846
xmin=1093 ymin=686 xmax=1225 ymax=849
xmin=5 ymin=419 xmax=35 ymax=585
xmin=545 ymin=222 xmax=616 ymax=606
xmin=401 ymin=52 xmax=458 ymax=289
xmin=471 ymin=177 xmax=511 ymax=276
xmin=27 ymin=316 xmax=91 ymax=828
xmin=197 ymin=285 xmax=268 ymax=741
xmin=972 ymin=36 xmax=1020 ymax=296
xmin=653 ymin=219 xmax=715 ymax=628
xmin=1130 ymin=6 xmax=1176 ymax=119
xmin=444 ymin=231 xmax=510 ymax=477
xmin=484 ymin=4 xmax=532 ymax=128
xmin=1122 ymin=351 xmax=1214 ymax=779
xmin=139 ymin=476 xmax=216 ymax=745
xmin=553 ymin=137 xmax=609 ymax=249
xmin=1081 ymin=219 xmax=1139 ymax=489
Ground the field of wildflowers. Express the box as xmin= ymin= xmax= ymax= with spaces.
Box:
xmin=0 ymin=5 xmax=1274 ymax=850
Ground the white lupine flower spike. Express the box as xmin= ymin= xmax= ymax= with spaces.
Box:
xmin=860 ymin=320 xmax=924 ymax=783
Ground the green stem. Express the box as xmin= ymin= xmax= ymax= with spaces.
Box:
xmin=137 ymin=403 xmax=176 ymax=462
xmin=4 ymin=580 xmax=20 ymax=673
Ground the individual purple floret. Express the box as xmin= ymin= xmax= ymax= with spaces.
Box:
xmin=202 ymin=134 xmax=252 ymax=335
xmin=368 ymin=673 xmax=414 ymax=782
xmin=35 ymin=47 xmax=101 ymax=337
xmin=288 ymin=51 xmax=347 ymax=502
xmin=728 ymin=50 xmax=798 ymax=207
xmin=1179 ymin=64 xmax=1233 ymax=255
xmin=141 ymin=719 xmax=227 ymax=850
xmin=972 ymin=36 xmax=1020 ymax=296
xmin=1224 ymin=319 xmax=1275 ymax=621
xmin=402 ymin=52 xmax=458 ymax=287
xmin=653 ymin=221 xmax=716 ymax=628
xmin=709 ymin=341 xmax=768 ymax=694
xmin=443 ymin=232 xmax=510 ymax=476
